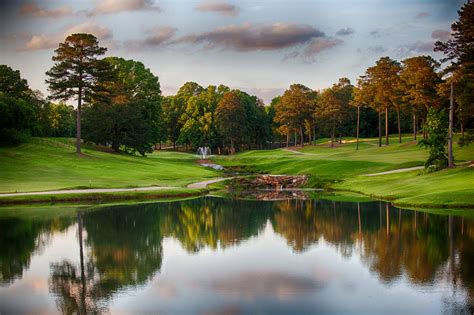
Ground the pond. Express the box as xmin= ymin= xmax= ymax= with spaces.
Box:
xmin=0 ymin=197 xmax=473 ymax=314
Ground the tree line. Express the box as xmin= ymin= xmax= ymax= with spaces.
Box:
xmin=1 ymin=3 xmax=472 ymax=164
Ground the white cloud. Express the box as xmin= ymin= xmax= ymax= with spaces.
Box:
xmin=19 ymin=2 xmax=73 ymax=18
xmin=195 ymin=0 xmax=238 ymax=16
xmin=90 ymin=0 xmax=161 ymax=15
xmin=19 ymin=22 xmax=113 ymax=51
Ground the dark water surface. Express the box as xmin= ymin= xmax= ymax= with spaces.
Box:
xmin=0 ymin=197 xmax=473 ymax=314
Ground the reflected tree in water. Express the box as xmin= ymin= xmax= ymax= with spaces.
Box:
xmin=0 ymin=215 xmax=72 ymax=284
xmin=0 ymin=198 xmax=469 ymax=313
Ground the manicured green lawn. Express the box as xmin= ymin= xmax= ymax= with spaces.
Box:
xmin=1 ymin=135 xmax=473 ymax=208
xmin=334 ymin=167 xmax=474 ymax=208
xmin=216 ymin=134 xmax=474 ymax=207
xmin=0 ymin=138 xmax=218 ymax=193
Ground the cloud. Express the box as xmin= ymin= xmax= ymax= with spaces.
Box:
xmin=336 ymin=27 xmax=355 ymax=36
xmin=144 ymin=26 xmax=177 ymax=46
xmin=195 ymin=0 xmax=238 ymax=16
xmin=367 ymin=45 xmax=386 ymax=54
xmin=303 ymin=38 xmax=343 ymax=61
xmin=415 ymin=12 xmax=430 ymax=19
xmin=396 ymin=40 xmax=434 ymax=56
xmin=171 ymin=23 xmax=325 ymax=51
xmin=431 ymin=29 xmax=451 ymax=41
xmin=369 ymin=28 xmax=389 ymax=38
xmin=124 ymin=26 xmax=177 ymax=50
xmin=19 ymin=1 xmax=73 ymax=18
xmin=19 ymin=22 xmax=113 ymax=51
xmin=66 ymin=22 xmax=113 ymax=40
xmin=90 ymin=0 xmax=161 ymax=15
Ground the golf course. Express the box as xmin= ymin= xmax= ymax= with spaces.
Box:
xmin=1 ymin=135 xmax=472 ymax=208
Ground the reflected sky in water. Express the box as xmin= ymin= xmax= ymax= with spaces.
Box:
xmin=0 ymin=197 xmax=473 ymax=314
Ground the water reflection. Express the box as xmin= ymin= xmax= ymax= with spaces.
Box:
xmin=0 ymin=198 xmax=473 ymax=314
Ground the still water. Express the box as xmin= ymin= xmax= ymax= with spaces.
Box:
xmin=0 ymin=197 xmax=473 ymax=314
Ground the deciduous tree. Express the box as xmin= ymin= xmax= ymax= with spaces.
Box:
xmin=276 ymin=84 xmax=316 ymax=147
xmin=216 ymin=91 xmax=246 ymax=152
xmin=400 ymin=56 xmax=441 ymax=141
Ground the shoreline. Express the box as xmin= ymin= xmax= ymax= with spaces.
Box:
xmin=1 ymin=175 xmax=473 ymax=209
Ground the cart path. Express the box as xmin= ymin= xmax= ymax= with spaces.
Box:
xmin=0 ymin=186 xmax=179 ymax=197
xmin=0 ymin=177 xmax=234 ymax=197
xmin=363 ymin=166 xmax=424 ymax=177
xmin=187 ymin=177 xmax=232 ymax=189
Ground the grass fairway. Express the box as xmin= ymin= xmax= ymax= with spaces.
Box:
xmin=216 ymin=134 xmax=474 ymax=207
xmin=333 ymin=167 xmax=474 ymax=208
xmin=0 ymin=138 xmax=218 ymax=193
xmin=1 ymin=135 xmax=473 ymax=208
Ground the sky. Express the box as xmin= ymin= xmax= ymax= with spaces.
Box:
xmin=0 ymin=0 xmax=466 ymax=104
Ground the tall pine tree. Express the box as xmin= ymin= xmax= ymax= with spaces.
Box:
xmin=46 ymin=33 xmax=108 ymax=154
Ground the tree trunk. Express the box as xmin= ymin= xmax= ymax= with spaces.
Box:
xmin=378 ymin=111 xmax=382 ymax=147
xmin=413 ymin=111 xmax=417 ymax=141
xmin=356 ymin=106 xmax=360 ymax=151
xmin=308 ymin=125 xmax=311 ymax=146
xmin=313 ymin=125 xmax=316 ymax=145
xmin=397 ymin=108 xmax=401 ymax=144
xmin=461 ymin=122 xmax=464 ymax=139
xmin=286 ymin=129 xmax=289 ymax=147
xmin=331 ymin=119 xmax=335 ymax=147
xmin=76 ymin=86 xmax=82 ymax=154
xmin=448 ymin=80 xmax=454 ymax=168
xmin=422 ymin=113 xmax=427 ymax=139
xmin=385 ymin=107 xmax=389 ymax=146
xmin=300 ymin=125 xmax=304 ymax=147
xmin=294 ymin=131 xmax=297 ymax=146
xmin=173 ymin=141 xmax=176 ymax=150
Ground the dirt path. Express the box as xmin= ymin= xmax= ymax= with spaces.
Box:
xmin=0 ymin=186 xmax=179 ymax=197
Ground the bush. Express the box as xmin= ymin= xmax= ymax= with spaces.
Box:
xmin=418 ymin=108 xmax=448 ymax=171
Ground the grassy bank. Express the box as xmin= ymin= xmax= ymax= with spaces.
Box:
xmin=216 ymin=134 xmax=474 ymax=208
xmin=0 ymin=187 xmax=206 ymax=205
xmin=0 ymin=138 xmax=218 ymax=193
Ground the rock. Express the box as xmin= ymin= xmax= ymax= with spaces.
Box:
xmin=232 ymin=175 xmax=307 ymax=189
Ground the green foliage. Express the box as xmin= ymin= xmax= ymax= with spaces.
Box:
xmin=434 ymin=2 xmax=474 ymax=72
xmin=0 ymin=93 xmax=36 ymax=144
xmin=400 ymin=56 xmax=441 ymax=111
xmin=418 ymin=108 xmax=449 ymax=171
xmin=0 ymin=65 xmax=29 ymax=98
xmin=82 ymin=57 xmax=162 ymax=156
xmin=275 ymin=84 xmax=316 ymax=140
xmin=317 ymin=78 xmax=354 ymax=143
xmin=216 ymin=91 xmax=246 ymax=150
xmin=0 ymin=66 xmax=36 ymax=144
